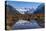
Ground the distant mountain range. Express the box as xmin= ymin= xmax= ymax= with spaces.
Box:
xmin=6 ymin=3 xmax=44 ymax=15
xmin=25 ymin=3 xmax=44 ymax=14
xmin=15 ymin=8 xmax=36 ymax=14
xmin=15 ymin=3 xmax=44 ymax=14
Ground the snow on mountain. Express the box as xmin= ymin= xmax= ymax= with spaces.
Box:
xmin=16 ymin=8 xmax=28 ymax=14
xmin=15 ymin=7 xmax=37 ymax=14
xmin=24 ymin=7 xmax=38 ymax=14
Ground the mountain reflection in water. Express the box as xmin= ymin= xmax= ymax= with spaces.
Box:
xmin=12 ymin=20 xmax=41 ymax=30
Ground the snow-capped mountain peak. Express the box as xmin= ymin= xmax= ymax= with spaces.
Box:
xmin=15 ymin=7 xmax=36 ymax=14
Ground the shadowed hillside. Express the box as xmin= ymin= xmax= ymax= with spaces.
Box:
xmin=34 ymin=3 xmax=45 ymax=14
xmin=5 ymin=4 xmax=20 ymax=16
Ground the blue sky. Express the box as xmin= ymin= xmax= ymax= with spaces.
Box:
xmin=6 ymin=1 xmax=41 ymax=8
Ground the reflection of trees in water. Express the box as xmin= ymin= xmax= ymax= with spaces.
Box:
xmin=6 ymin=13 xmax=44 ymax=30
xmin=34 ymin=16 xmax=44 ymax=28
xmin=12 ymin=20 xmax=41 ymax=29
